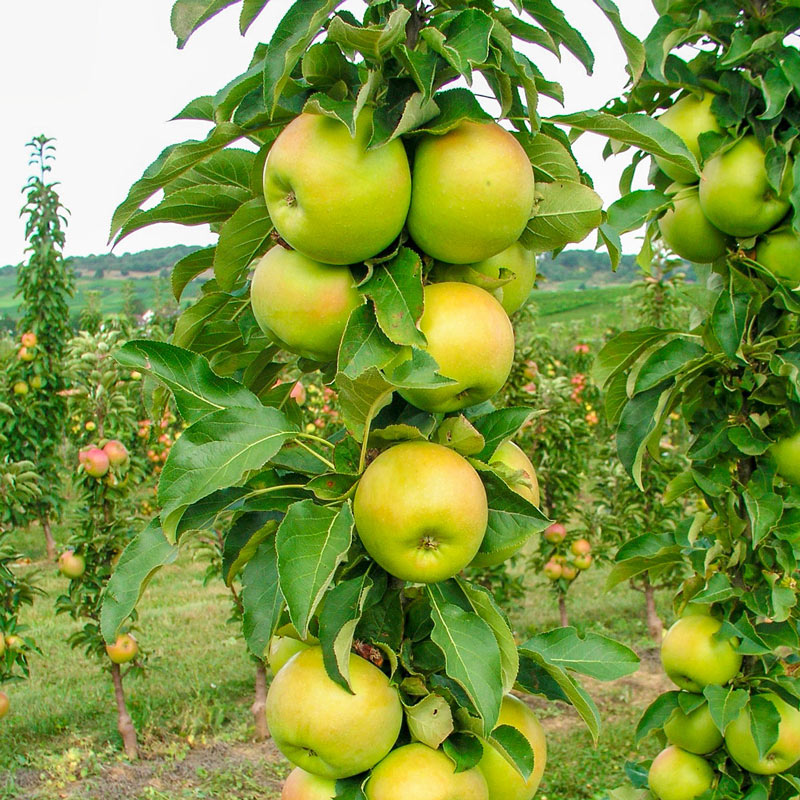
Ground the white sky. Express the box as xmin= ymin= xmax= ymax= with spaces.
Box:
xmin=0 ymin=0 xmax=658 ymax=267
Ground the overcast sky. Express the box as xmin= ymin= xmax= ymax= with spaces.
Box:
xmin=0 ymin=0 xmax=658 ymax=267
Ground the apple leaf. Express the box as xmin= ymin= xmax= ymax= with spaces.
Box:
xmin=167 ymin=148 xmax=256 ymax=194
xmin=175 ymin=486 xmax=250 ymax=537
xmin=748 ymin=694 xmax=783 ymax=760
xmin=703 ymin=685 xmax=750 ymax=736
xmin=516 ymin=652 xmax=569 ymax=703
xmin=334 ymin=367 xmax=395 ymax=441
xmin=710 ymin=290 xmax=750 ymax=360
xmin=411 ymin=88 xmax=492 ymax=136
xmin=605 ymin=550 xmax=684 ymax=591
xmin=327 ymin=7 xmax=410 ymax=62
xmin=427 ymin=585 xmax=503 ymax=736
xmin=635 ymin=691 xmax=679 ymax=744
xmin=593 ymin=328 xmax=676 ymax=388
xmin=472 ymin=407 xmax=535 ymax=461
xmin=241 ymin=536 xmax=282 ymax=659
xmin=158 ymin=405 xmax=296 ymax=541
xmin=386 ymin=349 xmax=455 ymax=390
xmin=240 ymin=0 xmax=269 ymax=34
xmin=172 ymin=246 xmax=215 ymax=301
xmin=306 ymin=472 xmax=359 ymax=501
xmin=222 ymin=511 xmax=281 ymax=585
xmin=524 ymin=180 xmax=603 ymax=254
xmin=213 ymin=198 xmax=273 ymax=292
xmin=333 ymin=776 xmax=369 ymax=800
xmin=490 ymin=724 xmax=534 ymax=781
xmin=173 ymin=95 xmax=216 ymax=122
xmin=632 ymin=339 xmax=708 ymax=396
xmin=521 ymin=0 xmax=593 ymax=73
xmin=170 ymin=0 xmax=240 ymax=48
xmin=442 ymin=732 xmax=484 ymax=773
xmin=522 ymin=132 xmax=581 ymax=183
xmin=114 ymin=340 xmax=262 ymax=425
xmin=100 ymin=521 xmax=178 ymax=643
xmin=591 ymin=0 xmax=645 ymax=83
xmin=370 ymin=84 xmax=440 ymax=148
xmin=435 ymin=416 xmax=485 ymax=456
xmin=420 ymin=9 xmax=493 ymax=84
xmin=338 ymin=305 xmax=399 ymax=381
xmin=605 ymin=190 xmax=668 ymax=236
xmin=277 ymin=500 xmax=354 ymax=639
xmin=404 ymin=693 xmax=455 ymax=749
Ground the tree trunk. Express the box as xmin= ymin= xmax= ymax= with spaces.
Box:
xmin=558 ymin=594 xmax=569 ymax=627
xmin=643 ymin=576 xmax=663 ymax=642
xmin=111 ymin=662 xmax=138 ymax=759
xmin=41 ymin=514 xmax=56 ymax=561
xmin=252 ymin=660 xmax=270 ymax=741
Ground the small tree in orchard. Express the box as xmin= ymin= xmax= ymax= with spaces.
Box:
xmin=561 ymin=2 xmax=800 ymax=797
xmin=2 ymin=136 xmax=75 ymax=560
xmin=56 ymin=329 xmax=146 ymax=759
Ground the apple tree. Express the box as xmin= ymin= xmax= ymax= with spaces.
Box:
xmin=561 ymin=1 xmax=800 ymax=797
xmin=99 ymin=0 xmax=645 ymax=789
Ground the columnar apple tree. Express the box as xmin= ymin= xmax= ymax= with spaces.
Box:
xmin=559 ymin=1 xmax=800 ymax=797
xmin=100 ymin=0 xmax=643 ymax=790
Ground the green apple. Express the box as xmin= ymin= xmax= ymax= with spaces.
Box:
xmin=282 ymin=767 xmax=336 ymax=800
xmin=0 ymin=692 xmax=8 ymax=720
xmin=660 ymin=615 xmax=741 ymax=692
xmin=574 ymin=553 xmax=592 ymax=570
xmin=408 ymin=121 xmax=534 ymax=264
xmin=106 ymin=633 xmax=138 ymax=664
xmin=266 ymin=646 xmax=402 ymax=779
xmin=264 ymin=110 xmax=411 ymax=265
xmin=390 ymin=282 xmax=515 ymax=413
xmin=353 ymin=441 xmax=487 ymax=583
xmin=725 ymin=693 xmax=800 ymax=774
xmin=250 ymin=246 xmax=362 ymax=362
xmin=366 ymin=743 xmax=488 ymax=800
xmin=12 ymin=381 xmax=28 ymax=396
xmin=664 ymin=698 xmax=723 ymax=755
xmin=648 ymin=746 xmax=714 ymax=800
xmin=477 ymin=695 xmax=546 ymax=800
xmin=772 ymin=430 xmax=800 ymax=485
xmin=756 ymin=228 xmax=800 ymax=283
xmin=433 ymin=242 xmax=536 ymax=314
xmin=654 ymin=93 xmax=721 ymax=184
xmin=58 ymin=550 xmax=86 ymax=579
xmin=268 ymin=636 xmax=310 ymax=674
xmin=699 ymin=136 xmax=793 ymax=237
xmin=658 ymin=186 xmax=731 ymax=263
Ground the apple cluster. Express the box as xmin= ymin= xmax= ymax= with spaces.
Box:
xmin=541 ymin=523 xmax=593 ymax=584
xmin=0 ymin=633 xmax=26 ymax=720
xmin=648 ymin=611 xmax=800 ymax=800
xmin=654 ymin=94 xmax=798 ymax=282
xmin=10 ymin=331 xmax=43 ymax=396
xmin=78 ymin=439 xmax=129 ymax=480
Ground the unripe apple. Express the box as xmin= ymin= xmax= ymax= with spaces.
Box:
xmin=660 ymin=615 xmax=741 ymax=692
xmin=130 ymin=370 xmax=142 ymax=380
xmin=725 ymin=693 xmax=800 ymax=774
xmin=408 ymin=121 xmax=534 ymax=264
xmin=571 ymin=538 xmax=591 ymax=556
xmin=268 ymin=636 xmax=310 ymax=675
xmin=5 ymin=635 xmax=24 ymax=652
xmin=772 ymin=430 xmax=800 ymax=485
xmin=18 ymin=346 xmax=35 ymax=362
xmin=653 ymin=93 xmax=721 ymax=184
xmin=699 ymin=136 xmax=793 ymax=237
xmin=21 ymin=332 xmax=37 ymax=348
xmin=354 ymin=441 xmax=487 ymax=583
xmin=83 ymin=447 xmax=110 ymax=478
xmin=648 ymin=745 xmax=714 ymax=800
xmin=664 ymin=698 xmax=723 ymax=755
xmin=561 ymin=563 xmax=578 ymax=581
xmin=477 ymin=694 xmax=547 ymax=800
xmin=366 ymin=742 xmax=488 ymax=800
xmin=390 ymin=283 xmax=514 ymax=413
xmin=58 ymin=550 xmax=86 ymax=579
xmin=282 ymin=767 xmax=336 ymax=800
xmin=266 ymin=646 xmax=403 ymax=779
xmin=756 ymin=229 xmax=800 ymax=283
xmin=543 ymin=560 xmax=562 ymax=580
xmin=543 ymin=523 xmax=566 ymax=544
xmin=573 ymin=553 xmax=592 ymax=570
xmin=250 ymin=246 xmax=361 ymax=362
xmin=106 ymin=633 xmax=138 ymax=664
xmin=0 ymin=636 xmax=5 ymax=657
xmin=657 ymin=187 xmax=731 ymax=263
xmin=103 ymin=440 xmax=129 ymax=467
xmin=30 ymin=375 xmax=43 ymax=389
xmin=85 ymin=421 xmax=97 ymax=432
xmin=0 ymin=692 xmax=9 ymax=720
xmin=12 ymin=381 xmax=28 ymax=396
xmin=264 ymin=110 xmax=411 ymax=265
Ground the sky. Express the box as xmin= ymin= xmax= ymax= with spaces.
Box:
xmin=0 ymin=0 xmax=659 ymax=267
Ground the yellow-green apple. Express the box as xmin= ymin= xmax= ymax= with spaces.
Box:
xmin=353 ymin=441 xmax=487 ymax=583
xmin=263 ymin=110 xmax=411 ymax=265
xmin=83 ymin=447 xmax=110 ymax=478
xmin=574 ymin=553 xmax=592 ymax=570
xmin=699 ymin=136 xmax=792 ymax=237
xmin=12 ymin=381 xmax=28 ymax=396
xmin=654 ymin=93 xmax=721 ymax=184
xmin=543 ymin=560 xmax=562 ymax=580
xmin=477 ymin=694 xmax=547 ymax=800
xmin=570 ymin=539 xmax=591 ymax=556
xmin=407 ymin=121 xmax=534 ymax=264
xmin=268 ymin=636 xmax=310 ymax=674
xmin=266 ymin=646 xmax=402 ymax=779
xmin=5 ymin=635 xmax=24 ymax=652
xmin=757 ymin=229 xmax=800 ymax=283
xmin=648 ymin=746 xmax=714 ymax=800
xmin=725 ymin=693 xmax=800 ymax=774
xmin=433 ymin=242 xmax=536 ymax=314
xmin=250 ymin=246 xmax=362 ymax=362
xmin=664 ymin=698 xmax=723 ymax=755
xmin=106 ymin=633 xmax=138 ymax=664
xmin=18 ymin=346 xmax=35 ymax=362
xmin=282 ymin=767 xmax=336 ymax=800
xmin=21 ymin=332 xmax=37 ymax=348
xmin=366 ymin=743 xmax=488 ymax=800
xmin=0 ymin=692 xmax=8 ymax=720
xmin=561 ymin=563 xmax=578 ymax=581
xmin=58 ymin=550 xmax=86 ymax=579
xmin=30 ymin=376 xmax=43 ymax=389
xmin=103 ymin=440 xmax=129 ymax=467
xmin=85 ymin=421 xmax=97 ymax=432
xmin=658 ymin=187 xmax=731 ymax=263
xmin=543 ymin=523 xmax=566 ymax=544
xmin=772 ymin=430 xmax=800 ymax=485
xmin=0 ymin=635 xmax=5 ymax=657
xmin=660 ymin=615 xmax=741 ymax=692
xmin=390 ymin=282 xmax=514 ymax=413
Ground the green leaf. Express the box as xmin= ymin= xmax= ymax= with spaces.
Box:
xmin=472 ymin=408 xmax=534 ymax=461
xmin=240 ymin=0 xmax=270 ymax=33
xmin=633 ymin=339 xmax=706 ymax=395
xmin=606 ymin=190 xmax=668 ymax=236
xmin=594 ymin=328 xmax=674 ymax=387
xmin=420 ymin=9 xmax=493 ymax=83
xmin=520 ymin=628 xmax=639 ymax=681
xmin=592 ymin=0 xmax=644 ymax=82
xmin=525 ymin=181 xmax=602 ymax=254
xmin=171 ymin=0 xmax=240 ymax=48
xmin=521 ymin=0 xmax=593 ymax=73
xmin=427 ymin=585 xmax=503 ymax=735
xmin=710 ymin=291 xmax=749 ymax=359
xmin=522 ymin=132 xmax=580 ymax=183
xmin=173 ymin=95 xmax=215 ymax=121
xmin=635 ymin=691 xmax=679 ymax=744
xmin=691 ymin=572 xmax=738 ymax=604
xmin=701 ymin=685 xmax=749 ymax=735
xmin=435 ymin=416 xmax=485 ymax=457
xmin=334 ymin=367 xmax=394 ymax=441
xmin=411 ymin=88 xmax=492 ymax=136
xmin=405 ymin=693 xmax=455 ymax=749
xmin=277 ymin=501 xmax=354 ymax=638
xmin=490 ymin=725 xmax=534 ymax=781
xmin=748 ymin=694 xmax=783 ymax=760
xmin=744 ymin=488 xmax=783 ymax=546
xmin=114 ymin=340 xmax=262 ymax=424
xmin=606 ymin=550 xmax=684 ymax=590
xmin=617 ymin=383 xmax=672 ymax=488
xmin=360 ymin=248 xmax=426 ymax=347
xmin=327 ymin=7 xmax=410 ymax=61
xmin=213 ymin=198 xmax=273 ymax=292
xmin=443 ymin=732 xmax=484 ymax=773
xmin=159 ymin=406 xmax=295 ymax=541
xmin=370 ymin=84 xmax=440 ymax=147
xmin=168 ymin=148 xmax=256 ymax=194
xmin=172 ymin=246 xmax=215 ymax=301
xmin=222 ymin=511 xmax=280 ymax=584
xmin=337 ymin=305 xmax=398 ymax=380
xmin=241 ymin=536 xmax=282 ymax=658
xmin=264 ymin=0 xmax=344 ymax=115
xmin=100 ymin=521 xmax=178 ymax=642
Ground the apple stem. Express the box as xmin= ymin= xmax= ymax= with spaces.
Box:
xmin=110 ymin=662 xmax=139 ymax=759
xmin=252 ymin=660 xmax=270 ymax=741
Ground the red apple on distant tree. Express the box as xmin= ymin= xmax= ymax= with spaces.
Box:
xmin=544 ymin=523 xmax=566 ymax=544
xmin=82 ymin=447 xmax=110 ymax=478
xmin=0 ymin=692 xmax=9 ymax=720
xmin=544 ymin=560 xmax=563 ymax=580
xmin=21 ymin=332 xmax=37 ymax=348
xmin=106 ymin=633 xmax=138 ymax=664
xmin=103 ymin=440 xmax=129 ymax=467
xmin=571 ymin=538 xmax=591 ymax=556
xmin=18 ymin=346 xmax=35 ymax=362
xmin=58 ymin=550 xmax=86 ymax=579
xmin=561 ymin=563 xmax=578 ymax=581
xmin=574 ymin=553 xmax=592 ymax=570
